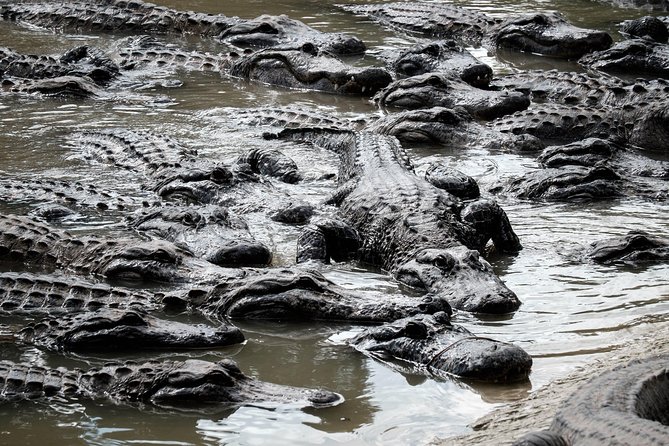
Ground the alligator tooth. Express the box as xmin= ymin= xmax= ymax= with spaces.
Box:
xmin=362 ymin=86 xmax=366 ymax=93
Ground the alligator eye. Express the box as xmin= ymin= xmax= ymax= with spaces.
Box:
xmin=210 ymin=166 xmax=233 ymax=184
xmin=532 ymin=14 xmax=548 ymax=25
xmin=118 ymin=311 xmax=148 ymax=327
xmin=426 ymin=75 xmax=446 ymax=87
xmin=433 ymin=254 xmax=456 ymax=270
xmin=422 ymin=44 xmax=441 ymax=57
xmin=300 ymin=43 xmax=317 ymax=55
xmin=401 ymin=321 xmax=428 ymax=340
xmin=256 ymin=22 xmax=279 ymax=35
xmin=181 ymin=211 xmax=200 ymax=226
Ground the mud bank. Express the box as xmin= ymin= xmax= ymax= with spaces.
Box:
xmin=433 ymin=322 xmax=669 ymax=446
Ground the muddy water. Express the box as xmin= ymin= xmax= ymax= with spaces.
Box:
xmin=0 ymin=0 xmax=668 ymax=445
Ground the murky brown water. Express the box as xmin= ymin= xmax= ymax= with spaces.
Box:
xmin=0 ymin=0 xmax=668 ymax=445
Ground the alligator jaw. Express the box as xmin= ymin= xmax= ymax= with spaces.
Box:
xmin=148 ymin=359 xmax=344 ymax=409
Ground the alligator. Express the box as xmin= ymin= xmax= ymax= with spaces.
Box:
xmin=0 ymin=218 xmax=454 ymax=323
xmin=349 ymin=312 xmax=532 ymax=382
xmin=580 ymin=38 xmax=669 ymax=79
xmin=0 ymin=213 xmax=198 ymax=283
xmin=488 ymin=101 xmax=669 ymax=152
xmin=373 ymin=73 xmax=530 ymax=120
xmin=2 ymin=75 xmax=103 ymax=98
xmin=0 ymin=1 xmax=365 ymax=56
xmin=493 ymin=163 xmax=625 ymax=201
xmin=339 ymin=3 xmax=612 ymax=58
xmin=512 ymin=354 xmax=669 ymax=446
xmin=588 ymin=230 xmax=669 ymax=265
xmin=217 ymin=14 xmax=366 ymax=55
xmin=227 ymin=44 xmax=392 ymax=95
xmin=265 ymin=128 xmax=523 ymax=314
xmin=127 ymin=205 xmax=273 ymax=267
xmin=490 ymin=69 xmax=669 ymax=107
xmin=194 ymin=267 xmax=454 ymax=323
xmin=385 ymin=40 xmax=493 ymax=87
xmin=0 ymin=272 xmax=179 ymax=316
xmin=17 ymin=308 xmax=245 ymax=353
xmin=0 ymin=45 xmax=119 ymax=84
xmin=620 ymin=16 xmax=668 ymax=43
xmin=0 ymin=358 xmax=343 ymax=409
xmin=366 ymin=106 xmax=544 ymax=151
xmin=538 ymin=138 xmax=669 ymax=179
xmin=0 ymin=177 xmax=159 ymax=212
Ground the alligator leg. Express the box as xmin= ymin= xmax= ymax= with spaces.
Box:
xmin=296 ymin=218 xmax=360 ymax=263
xmin=461 ymin=199 xmax=522 ymax=253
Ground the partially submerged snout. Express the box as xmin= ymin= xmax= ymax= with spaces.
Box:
xmin=494 ymin=13 xmax=613 ymax=59
xmin=396 ymin=247 xmax=521 ymax=314
xmin=100 ymin=241 xmax=184 ymax=283
xmin=150 ymin=359 xmax=344 ymax=409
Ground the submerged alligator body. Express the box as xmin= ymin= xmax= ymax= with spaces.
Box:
xmin=373 ymin=73 xmax=530 ymax=120
xmin=340 ymin=3 xmax=612 ymax=58
xmin=17 ymin=308 xmax=245 ymax=353
xmin=267 ymin=127 xmax=523 ymax=314
xmin=491 ymin=70 xmax=669 ymax=107
xmin=0 ymin=358 xmax=343 ymax=409
xmin=350 ymin=312 xmax=532 ymax=382
xmin=580 ymin=38 xmax=669 ymax=78
xmin=513 ymin=354 xmax=669 ymax=446
xmin=588 ymin=230 xmax=669 ymax=265
xmin=0 ymin=1 xmax=365 ymax=56
xmin=386 ymin=40 xmax=493 ymax=87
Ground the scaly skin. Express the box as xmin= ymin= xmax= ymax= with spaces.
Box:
xmin=387 ymin=40 xmax=493 ymax=87
xmin=128 ymin=205 xmax=273 ymax=267
xmin=0 ymin=358 xmax=343 ymax=410
xmin=0 ymin=213 xmax=196 ymax=283
xmin=373 ymin=73 xmax=530 ymax=120
xmin=588 ymin=230 xmax=669 ymax=265
xmin=196 ymin=268 xmax=453 ymax=323
xmin=0 ymin=45 xmax=119 ymax=84
xmin=513 ymin=354 xmax=669 ymax=446
xmin=350 ymin=312 xmax=533 ymax=383
xmin=0 ymin=272 xmax=177 ymax=316
xmin=229 ymin=45 xmax=392 ymax=96
xmin=0 ymin=0 xmax=241 ymax=37
xmin=488 ymin=101 xmax=669 ymax=152
xmin=580 ymin=38 xmax=669 ymax=78
xmin=268 ymin=127 xmax=523 ymax=314
xmin=0 ymin=1 xmax=364 ymax=56
xmin=339 ymin=3 xmax=612 ymax=58
xmin=17 ymin=308 xmax=245 ymax=352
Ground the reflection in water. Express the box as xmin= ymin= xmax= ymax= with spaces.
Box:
xmin=0 ymin=0 xmax=668 ymax=444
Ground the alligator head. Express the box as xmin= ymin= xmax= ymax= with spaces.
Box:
xmin=579 ymin=39 xmax=669 ymax=78
xmin=128 ymin=205 xmax=272 ymax=267
xmin=395 ymin=247 xmax=521 ymax=314
xmin=82 ymin=359 xmax=344 ymax=409
xmin=373 ymin=73 xmax=529 ymax=120
xmin=494 ymin=12 xmax=612 ymax=59
xmin=18 ymin=309 xmax=245 ymax=352
xmin=391 ymin=41 xmax=493 ymax=87
xmin=94 ymin=239 xmax=186 ymax=283
xmin=229 ymin=44 xmax=392 ymax=95
xmin=350 ymin=312 xmax=532 ymax=382
xmin=200 ymin=268 xmax=452 ymax=322
xmin=81 ymin=359 xmax=343 ymax=410
xmin=219 ymin=14 xmax=366 ymax=55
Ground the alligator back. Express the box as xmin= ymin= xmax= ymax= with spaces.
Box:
xmin=0 ymin=361 xmax=81 ymax=401
xmin=0 ymin=272 xmax=168 ymax=315
xmin=0 ymin=0 xmax=240 ymax=37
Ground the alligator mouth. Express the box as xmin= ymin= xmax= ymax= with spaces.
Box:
xmin=497 ymin=31 xmax=613 ymax=59
xmin=149 ymin=360 xmax=343 ymax=409
xmin=102 ymin=260 xmax=181 ymax=283
xmin=230 ymin=49 xmax=391 ymax=95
